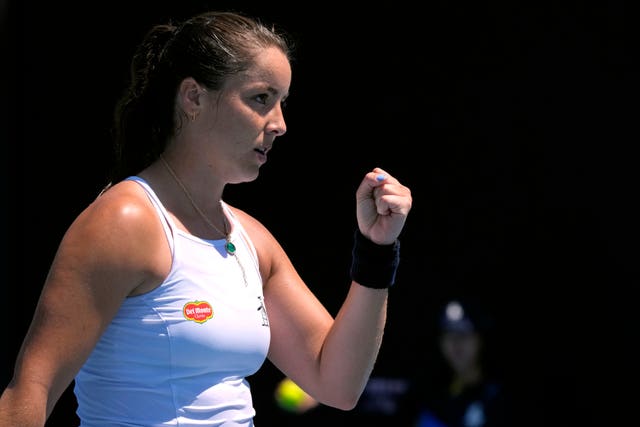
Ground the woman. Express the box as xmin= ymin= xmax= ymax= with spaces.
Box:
xmin=0 ymin=10 xmax=412 ymax=426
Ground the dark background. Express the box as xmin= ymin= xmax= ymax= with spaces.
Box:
xmin=2 ymin=1 xmax=638 ymax=426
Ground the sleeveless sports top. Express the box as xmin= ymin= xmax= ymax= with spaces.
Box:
xmin=74 ymin=176 xmax=270 ymax=426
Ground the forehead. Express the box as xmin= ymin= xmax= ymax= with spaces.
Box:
xmin=226 ymin=47 xmax=291 ymax=94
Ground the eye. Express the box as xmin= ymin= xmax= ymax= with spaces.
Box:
xmin=252 ymin=92 xmax=288 ymax=110
xmin=253 ymin=94 xmax=269 ymax=105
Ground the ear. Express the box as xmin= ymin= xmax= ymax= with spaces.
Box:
xmin=177 ymin=77 xmax=205 ymax=116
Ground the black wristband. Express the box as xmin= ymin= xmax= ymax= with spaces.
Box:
xmin=350 ymin=229 xmax=401 ymax=289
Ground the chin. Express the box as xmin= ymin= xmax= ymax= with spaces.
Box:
xmin=230 ymin=168 xmax=261 ymax=184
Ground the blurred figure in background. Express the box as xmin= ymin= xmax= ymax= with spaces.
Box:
xmin=397 ymin=297 xmax=510 ymax=427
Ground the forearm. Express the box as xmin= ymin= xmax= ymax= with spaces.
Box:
xmin=0 ymin=385 xmax=48 ymax=427
xmin=316 ymin=282 xmax=388 ymax=409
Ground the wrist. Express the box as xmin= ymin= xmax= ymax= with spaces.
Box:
xmin=350 ymin=229 xmax=400 ymax=289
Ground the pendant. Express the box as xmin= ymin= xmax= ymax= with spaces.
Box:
xmin=225 ymin=239 xmax=236 ymax=255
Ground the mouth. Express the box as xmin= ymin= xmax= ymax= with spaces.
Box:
xmin=254 ymin=146 xmax=270 ymax=155
xmin=254 ymin=146 xmax=270 ymax=164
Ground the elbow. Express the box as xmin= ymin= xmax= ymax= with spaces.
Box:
xmin=319 ymin=389 xmax=362 ymax=411
xmin=333 ymin=400 xmax=359 ymax=412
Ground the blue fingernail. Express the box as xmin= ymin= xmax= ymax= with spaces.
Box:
xmin=376 ymin=174 xmax=385 ymax=182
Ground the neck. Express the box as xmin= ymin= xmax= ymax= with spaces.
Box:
xmin=159 ymin=154 xmax=229 ymax=239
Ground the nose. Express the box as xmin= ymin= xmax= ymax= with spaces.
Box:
xmin=266 ymin=104 xmax=287 ymax=136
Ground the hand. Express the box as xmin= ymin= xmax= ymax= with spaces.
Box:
xmin=355 ymin=167 xmax=412 ymax=245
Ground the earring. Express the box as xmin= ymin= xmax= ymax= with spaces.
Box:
xmin=190 ymin=111 xmax=197 ymax=122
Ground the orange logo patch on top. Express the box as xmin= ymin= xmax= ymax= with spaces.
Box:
xmin=183 ymin=300 xmax=214 ymax=323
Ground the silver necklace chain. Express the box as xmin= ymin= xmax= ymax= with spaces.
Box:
xmin=160 ymin=154 xmax=249 ymax=287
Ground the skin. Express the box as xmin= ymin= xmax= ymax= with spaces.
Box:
xmin=0 ymin=46 xmax=412 ymax=426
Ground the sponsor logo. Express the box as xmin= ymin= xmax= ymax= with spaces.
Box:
xmin=183 ymin=300 xmax=214 ymax=323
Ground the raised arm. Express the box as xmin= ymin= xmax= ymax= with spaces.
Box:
xmin=256 ymin=167 xmax=412 ymax=410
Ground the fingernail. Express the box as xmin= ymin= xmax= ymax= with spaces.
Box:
xmin=376 ymin=174 xmax=386 ymax=182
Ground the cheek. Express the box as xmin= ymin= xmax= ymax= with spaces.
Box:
xmin=224 ymin=108 xmax=263 ymax=136
xmin=203 ymin=114 xmax=244 ymax=143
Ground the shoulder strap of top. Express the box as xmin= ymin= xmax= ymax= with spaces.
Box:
xmin=126 ymin=176 xmax=175 ymax=256
xmin=221 ymin=201 xmax=260 ymax=273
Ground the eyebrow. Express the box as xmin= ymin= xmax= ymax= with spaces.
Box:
xmin=266 ymin=86 xmax=289 ymax=99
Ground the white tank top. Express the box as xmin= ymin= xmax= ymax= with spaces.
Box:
xmin=74 ymin=176 xmax=270 ymax=426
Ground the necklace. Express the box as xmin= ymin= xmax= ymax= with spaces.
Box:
xmin=160 ymin=154 xmax=250 ymax=288
xmin=160 ymin=154 xmax=236 ymax=256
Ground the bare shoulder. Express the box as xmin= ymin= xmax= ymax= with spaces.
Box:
xmin=60 ymin=180 xmax=171 ymax=295
xmin=74 ymin=180 xmax=159 ymax=239
xmin=226 ymin=204 xmax=275 ymax=246
xmin=225 ymin=204 xmax=289 ymax=280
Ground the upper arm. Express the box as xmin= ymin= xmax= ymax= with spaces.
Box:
xmin=8 ymin=182 xmax=169 ymax=415
xmin=231 ymin=208 xmax=335 ymax=391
